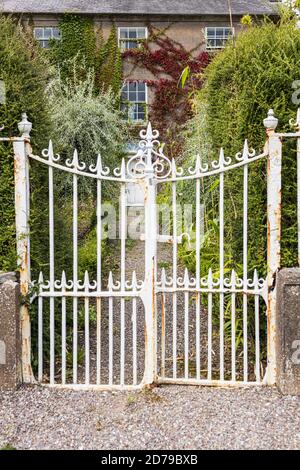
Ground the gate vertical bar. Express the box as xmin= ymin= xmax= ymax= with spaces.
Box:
xmin=38 ymin=272 xmax=44 ymax=382
xmin=171 ymin=160 xmax=178 ymax=379
xmin=296 ymin=109 xmax=300 ymax=267
xmin=195 ymin=159 xmax=201 ymax=380
xmin=72 ymin=153 xmax=78 ymax=384
xmin=48 ymin=141 xmax=55 ymax=385
xmin=96 ymin=155 xmax=102 ymax=385
xmin=13 ymin=113 xmax=34 ymax=383
xmin=264 ymin=109 xmax=281 ymax=386
xmin=243 ymin=142 xmax=249 ymax=382
xmin=120 ymin=158 xmax=127 ymax=387
xmin=61 ymin=272 xmax=67 ymax=385
xmin=219 ymin=150 xmax=225 ymax=382
xmin=142 ymin=123 xmax=157 ymax=386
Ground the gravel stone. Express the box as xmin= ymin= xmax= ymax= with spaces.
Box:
xmin=0 ymin=385 xmax=299 ymax=450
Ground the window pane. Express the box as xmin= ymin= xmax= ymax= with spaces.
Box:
xmin=129 ymin=29 xmax=138 ymax=38
xmin=137 ymin=92 xmax=146 ymax=102
xmin=137 ymin=104 xmax=145 ymax=113
xmin=119 ymin=29 xmax=128 ymax=39
xmin=34 ymin=28 xmax=43 ymax=39
xmin=137 ymin=106 xmax=145 ymax=120
xmin=206 ymin=27 xmax=232 ymax=48
xmin=129 ymin=82 xmax=137 ymax=92
xmin=128 ymin=41 xmax=137 ymax=49
xmin=137 ymin=28 xmax=146 ymax=38
xmin=138 ymin=82 xmax=146 ymax=92
xmin=119 ymin=27 xmax=146 ymax=50
xmin=44 ymin=28 xmax=52 ymax=39
xmin=121 ymin=81 xmax=146 ymax=121
xmin=129 ymin=104 xmax=138 ymax=120
xmin=42 ymin=40 xmax=50 ymax=49
xmin=129 ymin=91 xmax=137 ymax=102
xmin=119 ymin=41 xmax=126 ymax=52
xmin=126 ymin=142 xmax=139 ymax=153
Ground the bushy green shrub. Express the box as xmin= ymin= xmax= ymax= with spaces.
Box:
xmin=46 ymin=69 xmax=129 ymax=281
xmin=48 ymin=69 xmax=128 ymax=183
xmin=175 ymin=15 xmax=300 ymax=359
xmin=182 ymin=16 xmax=300 ymax=279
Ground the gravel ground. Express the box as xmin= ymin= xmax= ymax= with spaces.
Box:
xmin=0 ymin=384 xmax=299 ymax=450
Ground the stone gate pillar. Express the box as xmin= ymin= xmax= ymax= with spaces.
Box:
xmin=276 ymin=268 xmax=300 ymax=395
xmin=0 ymin=272 xmax=21 ymax=390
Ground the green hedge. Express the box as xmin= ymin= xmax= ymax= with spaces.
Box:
xmin=182 ymin=17 xmax=300 ymax=279
xmin=0 ymin=16 xmax=52 ymax=272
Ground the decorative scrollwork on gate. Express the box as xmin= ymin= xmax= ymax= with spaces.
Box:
xmin=184 ymin=140 xmax=262 ymax=178
xmin=127 ymin=122 xmax=173 ymax=180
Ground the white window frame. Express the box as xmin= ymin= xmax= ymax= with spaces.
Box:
xmin=118 ymin=27 xmax=148 ymax=52
xmin=121 ymin=81 xmax=148 ymax=123
xmin=34 ymin=26 xmax=61 ymax=49
xmin=205 ymin=26 xmax=234 ymax=50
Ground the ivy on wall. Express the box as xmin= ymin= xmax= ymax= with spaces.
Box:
xmin=123 ymin=26 xmax=210 ymax=157
xmin=50 ymin=14 xmax=122 ymax=99
xmin=97 ymin=26 xmax=123 ymax=100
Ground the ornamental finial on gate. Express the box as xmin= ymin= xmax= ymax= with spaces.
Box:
xmin=142 ymin=122 xmax=159 ymax=148
xmin=126 ymin=122 xmax=172 ymax=179
xmin=18 ymin=112 xmax=32 ymax=138
xmin=263 ymin=109 xmax=278 ymax=133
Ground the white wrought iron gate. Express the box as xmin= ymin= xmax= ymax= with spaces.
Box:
xmin=5 ymin=108 xmax=296 ymax=390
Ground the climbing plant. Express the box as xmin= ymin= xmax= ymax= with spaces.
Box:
xmin=97 ymin=26 xmax=123 ymax=100
xmin=122 ymin=25 xmax=210 ymax=158
xmin=50 ymin=14 xmax=122 ymax=98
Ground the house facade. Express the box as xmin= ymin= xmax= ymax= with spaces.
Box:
xmin=2 ymin=1 xmax=278 ymax=123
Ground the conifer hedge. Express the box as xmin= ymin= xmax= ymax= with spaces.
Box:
xmin=182 ymin=17 xmax=300 ymax=279
xmin=0 ymin=15 xmax=52 ymax=271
